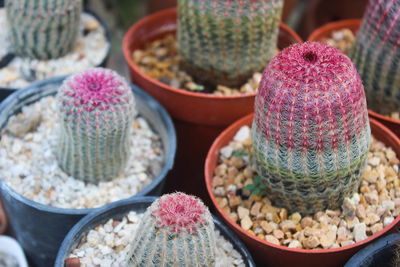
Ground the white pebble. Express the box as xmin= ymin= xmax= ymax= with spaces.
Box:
xmin=233 ymin=126 xmax=250 ymax=142
xmin=353 ymin=223 xmax=367 ymax=242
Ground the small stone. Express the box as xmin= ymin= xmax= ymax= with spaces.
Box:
xmin=280 ymin=220 xmax=297 ymax=233
xmin=355 ymin=204 xmax=366 ymax=219
xmin=279 ymin=208 xmax=288 ymax=221
xmin=364 ymin=169 xmax=379 ymax=183
xmin=303 ymin=236 xmax=320 ymax=249
xmin=319 ymin=230 xmax=336 ymax=249
xmin=365 ymin=214 xmax=380 ymax=226
xmin=290 ymin=212 xmax=302 ymax=223
xmin=382 ymin=200 xmax=395 ymax=211
xmin=250 ymin=202 xmax=262 ymax=216
xmin=301 ymin=216 xmax=314 ymax=228
xmin=228 ymin=194 xmax=241 ymax=208
xmin=234 ymin=126 xmax=250 ymax=142
xmin=369 ymin=157 xmax=380 ymax=166
xmin=340 ymin=240 xmax=355 ymax=247
xmin=260 ymin=221 xmax=275 ymax=234
xmin=288 ymin=240 xmax=302 ymax=249
xmin=265 ymin=235 xmax=280 ymax=245
xmin=383 ymin=216 xmax=394 ymax=227
xmin=237 ymin=206 xmax=250 ymax=220
xmin=65 ymin=257 xmax=80 ymax=267
xmin=241 ymin=215 xmax=253 ymax=231
xmin=370 ymin=223 xmax=383 ymax=234
xmin=85 ymin=18 xmax=100 ymax=31
xmin=273 ymin=229 xmax=284 ymax=240
xmin=353 ymin=223 xmax=367 ymax=242
xmin=220 ymin=145 xmax=233 ymax=158
xmin=364 ymin=192 xmax=379 ymax=205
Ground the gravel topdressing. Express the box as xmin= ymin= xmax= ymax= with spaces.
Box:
xmin=211 ymin=125 xmax=400 ymax=250
xmin=0 ymin=96 xmax=163 ymax=209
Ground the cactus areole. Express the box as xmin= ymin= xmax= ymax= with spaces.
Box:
xmin=56 ymin=68 xmax=135 ymax=184
xmin=252 ymin=42 xmax=371 ymax=215
xmin=128 ymin=193 xmax=216 ymax=266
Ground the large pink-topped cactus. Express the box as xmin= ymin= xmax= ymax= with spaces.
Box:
xmin=56 ymin=68 xmax=135 ymax=184
xmin=128 ymin=192 xmax=216 ymax=266
xmin=252 ymin=42 xmax=371 ymax=215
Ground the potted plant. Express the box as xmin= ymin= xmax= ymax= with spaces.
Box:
xmin=205 ymin=42 xmax=400 ymax=266
xmin=56 ymin=193 xmax=256 ymax=266
xmin=123 ymin=2 xmax=302 ymax=203
xmin=0 ymin=0 xmax=111 ymax=90
xmin=0 ymin=68 xmax=176 ymax=265
xmin=308 ymin=0 xmax=400 ymax=137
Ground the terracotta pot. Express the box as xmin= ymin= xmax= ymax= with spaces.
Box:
xmin=308 ymin=20 xmax=400 ymax=138
xmin=298 ymin=0 xmax=368 ymax=40
xmin=0 ymin=198 xmax=7 ymax=235
xmin=205 ymin=113 xmax=400 ymax=267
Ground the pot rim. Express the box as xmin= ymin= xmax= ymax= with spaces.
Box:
xmin=122 ymin=7 xmax=302 ymax=101
xmin=205 ymin=113 xmax=400 ymax=254
xmin=0 ymin=75 xmax=176 ymax=216
xmin=54 ymin=196 xmax=256 ymax=267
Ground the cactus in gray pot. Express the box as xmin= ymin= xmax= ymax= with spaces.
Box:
xmin=56 ymin=68 xmax=135 ymax=184
xmin=128 ymin=192 xmax=216 ymax=266
xmin=5 ymin=0 xmax=82 ymax=59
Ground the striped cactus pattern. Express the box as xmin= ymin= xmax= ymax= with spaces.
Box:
xmin=56 ymin=68 xmax=135 ymax=184
xmin=252 ymin=42 xmax=371 ymax=215
xmin=350 ymin=0 xmax=400 ymax=115
xmin=128 ymin=193 xmax=216 ymax=266
xmin=5 ymin=0 xmax=82 ymax=60
xmin=177 ymin=0 xmax=283 ymax=88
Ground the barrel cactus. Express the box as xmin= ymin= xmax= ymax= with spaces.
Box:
xmin=56 ymin=68 xmax=135 ymax=184
xmin=5 ymin=0 xmax=82 ymax=59
xmin=177 ymin=0 xmax=283 ymax=88
xmin=252 ymin=42 xmax=371 ymax=215
xmin=350 ymin=0 xmax=400 ymax=115
xmin=128 ymin=192 xmax=216 ymax=266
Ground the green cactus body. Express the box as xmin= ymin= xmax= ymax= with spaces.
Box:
xmin=252 ymin=42 xmax=371 ymax=215
xmin=177 ymin=0 xmax=283 ymax=88
xmin=5 ymin=0 xmax=82 ymax=59
xmin=56 ymin=68 xmax=135 ymax=184
xmin=128 ymin=193 xmax=216 ymax=267
xmin=350 ymin=0 xmax=400 ymax=115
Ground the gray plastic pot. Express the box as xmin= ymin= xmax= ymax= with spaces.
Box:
xmin=55 ymin=196 xmax=256 ymax=267
xmin=0 ymin=76 xmax=176 ymax=267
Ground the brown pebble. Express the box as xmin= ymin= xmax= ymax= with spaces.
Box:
xmin=303 ymin=236 xmax=320 ymax=249
xmin=65 ymin=258 xmax=81 ymax=267
xmin=301 ymin=216 xmax=313 ymax=228
xmin=273 ymin=229 xmax=284 ymax=239
xmin=265 ymin=235 xmax=280 ymax=245
xmin=112 ymin=221 xmax=120 ymax=227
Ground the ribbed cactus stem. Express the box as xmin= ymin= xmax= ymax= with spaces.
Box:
xmin=56 ymin=68 xmax=135 ymax=184
xmin=177 ymin=0 xmax=283 ymax=88
xmin=252 ymin=42 xmax=371 ymax=215
xmin=128 ymin=193 xmax=216 ymax=266
xmin=350 ymin=0 xmax=400 ymax=115
xmin=5 ymin=0 xmax=82 ymax=59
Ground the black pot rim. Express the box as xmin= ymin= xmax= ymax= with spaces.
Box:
xmin=0 ymin=75 xmax=176 ymax=216
xmin=0 ymin=7 xmax=112 ymax=91
xmin=344 ymin=233 xmax=400 ymax=267
xmin=54 ymin=196 xmax=256 ymax=267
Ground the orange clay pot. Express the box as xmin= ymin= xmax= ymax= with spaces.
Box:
xmin=122 ymin=8 xmax=302 ymax=203
xmin=205 ymin=113 xmax=400 ymax=267
xmin=308 ymin=19 xmax=400 ymax=138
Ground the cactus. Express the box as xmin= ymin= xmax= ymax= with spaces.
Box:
xmin=177 ymin=0 xmax=283 ymax=88
xmin=5 ymin=0 xmax=82 ymax=59
xmin=350 ymin=0 xmax=400 ymax=115
xmin=252 ymin=42 xmax=371 ymax=215
xmin=128 ymin=192 xmax=216 ymax=266
xmin=56 ymin=68 xmax=135 ymax=184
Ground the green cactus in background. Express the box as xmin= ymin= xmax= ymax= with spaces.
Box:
xmin=56 ymin=68 xmax=135 ymax=184
xmin=177 ymin=0 xmax=283 ymax=88
xmin=128 ymin=192 xmax=216 ymax=266
xmin=350 ymin=0 xmax=400 ymax=115
xmin=252 ymin=42 xmax=371 ymax=215
xmin=5 ymin=0 xmax=82 ymax=59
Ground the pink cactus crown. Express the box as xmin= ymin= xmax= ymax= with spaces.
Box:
xmin=152 ymin=193 xmax=207 ymax=233
xmin=60 ymin=68 xmax=131 ymax=113
xmin=255 ymin=42 xmax=367 ymax=150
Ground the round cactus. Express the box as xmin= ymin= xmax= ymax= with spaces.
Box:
xmin=350 ymin=0 xmax=400 ymax=115
xmin=177 ymin=0 xmax=283 ymax=88
xmin=128 ymin=192 xmax=216 ymax=266
xmin=252 ymin=42 xmax=371 ymax=215
xmin=56 ymin=68 xmax=135 ymax=184
xmin=5 ymin=0 xmax=82 ymax=59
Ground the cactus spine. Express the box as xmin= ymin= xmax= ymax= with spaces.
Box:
xmin=128 ymin=192 xmax=216 ymax=266
xmin=350 ymin=0 xmax=400 ymax=115
xmin=56 ymin=68 xmax=135 ymax=184
xmin=5 ymin=0 xmax=82 ymax=59
xmin=252 ymin=42 xmax=371 ymax=215
xmin=177 ymin=0 xmax=283 ymax=88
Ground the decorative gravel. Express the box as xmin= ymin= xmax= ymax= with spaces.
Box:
xmin=212 ymin=125 xmax=400 ymax=249
xmin=67 ymin=211 xmax=246 ymax=267
xmin=0 ymin=9 xmax=109 ymax=88
xmin=0 ymin=251 xmax=18 ymax=267
xmin=0 ymin=96 xmax=163 ymax=209
xmin=132 ymin=34 xmax=272 ymax=96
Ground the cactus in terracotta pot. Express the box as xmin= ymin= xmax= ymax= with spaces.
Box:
xmin=177 ymin=0 xmax=283 ymax=88
xmin=5 ymin=0 xmax=82 ymax=59
xmin=252 ymin=42 xmax=371 ymax=215
xmin=56 ymin=68 xmax=135 ymax=184
xmin=350 ymin=0 xmax=400 ymax=115
xmin=128 ymin=192 xmax=216 ymax=266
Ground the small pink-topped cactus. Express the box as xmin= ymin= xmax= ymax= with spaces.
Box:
xmin=252 ymin=42 xmax=371 ymax=215
xmin=56 ymin=68 xmax=135 ymax=184
xmin=128 ymin=192 xmax=216 ymax=266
